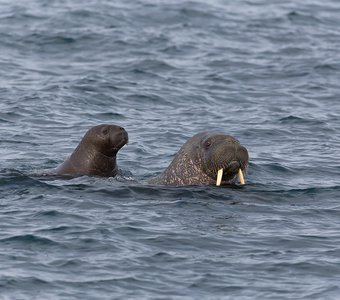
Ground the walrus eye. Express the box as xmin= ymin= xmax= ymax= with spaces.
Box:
xmin=204 ymin=139 xmax=212 ymax=148
xmin=102 ymin=129 xmax=109 ymax=135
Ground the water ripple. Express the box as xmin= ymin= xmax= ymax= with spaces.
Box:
xmin=1 ymin=0 xmax=340 ymax=299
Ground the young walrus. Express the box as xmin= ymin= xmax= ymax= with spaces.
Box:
xmin=56 ymin=124 xmax=128 ymax=177
xmin=149 ymin=132 xmax=248 ymax=186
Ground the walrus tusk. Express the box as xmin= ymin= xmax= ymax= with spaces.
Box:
xmin=216 ymin=168 xmax=223 ymax=186
xmin=238 ymin=169 xmax=245 ymax=185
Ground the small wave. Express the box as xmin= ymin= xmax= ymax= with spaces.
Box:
xmin=0 ymin=169 xmax=61 ymax=191
xmin=130 ymin=59 xmax=177 ymax=73
xmin=20 ymin=32 xmax=79 ymax=47
xmin=279 ymin=115 xmax=326 ymax=125
xmin=33 ymin=211 xmax=92 ymax=223
xmin=314 ymin=62 xmax=340 ymax=76
xmin=0 ymin=275 xmax=49 ymax=288
xmin=287 ymin=11 xmax=322 ymax=24
xmin=1 ymin=234 xmax=59 ymax=247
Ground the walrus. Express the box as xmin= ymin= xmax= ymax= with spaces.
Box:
xmin=149 ymin=132 xmax=249 ymax=186
xmin=56 ymin=124 xmax=128 ymax=177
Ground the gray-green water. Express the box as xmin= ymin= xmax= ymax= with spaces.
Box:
xmin=1 ymin=0 xmax=340 ymax=299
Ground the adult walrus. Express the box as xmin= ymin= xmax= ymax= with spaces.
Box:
xmin=56 ymin=124 xmax=128 ymax=177
xmin=149 ymin=132 xmax=249 ymax=186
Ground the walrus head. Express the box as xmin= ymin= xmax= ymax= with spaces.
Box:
xmin=56 ymin=124 xmax=128 ymax=177
xmin=149 ymin=131 xmax=248 ymax=186
xmin=83 ymin=124 xmax=129 ymax=157
xmin=198 ymin=133 xmax=248 ymax=185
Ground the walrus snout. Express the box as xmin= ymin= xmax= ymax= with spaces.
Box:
xmin=221 ymin=145 xmax=248 ymax=174
xmin=208 ymin=139 xmax=248 ymax=185
xmin=210 ymin=141 xmax=248 ymax=168
xmin=103 ymin=125 xmax=126 ymax=135
xmin=236 ymin=145 xmax=249 ymax=170
xmin=107 ymin=126 xmax=129 ymax=153
xmin=226 ymin=160 xmax=241 ymax=173
xmin=110 ymin=126 xmax=128 ymax=141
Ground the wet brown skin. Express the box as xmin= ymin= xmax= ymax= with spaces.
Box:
xmin=56 ymin=124 xmax=128 ymax=177
xmin=149 ymin=132 xmax=248 ymax=186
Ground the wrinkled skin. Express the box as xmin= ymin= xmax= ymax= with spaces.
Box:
xmin=149 ymin=132 xmax=248 ymax=186
xmin=56 ymin=124 xmax=128 ymax=177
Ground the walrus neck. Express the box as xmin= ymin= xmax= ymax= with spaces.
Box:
xmin=150 ymin=148 xmax=213 ymax=186
xmin=69 ymin=144 xmax=118 ymax=176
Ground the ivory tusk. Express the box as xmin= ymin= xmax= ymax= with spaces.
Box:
xmin=238 ymin=169 xmax=245 ymax=185
xmin=216 ymin=168 xmax=223 ymax=186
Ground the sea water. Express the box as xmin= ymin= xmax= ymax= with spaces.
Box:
xmin=1 ymin=0 xmax=340 ymax=299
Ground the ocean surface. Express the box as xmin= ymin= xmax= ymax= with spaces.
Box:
xmin=1 ymin=0 xmax=340 ymax=299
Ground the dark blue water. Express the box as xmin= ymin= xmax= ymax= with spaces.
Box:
xmin=1 ymin=0 xmax=340 ymax=299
